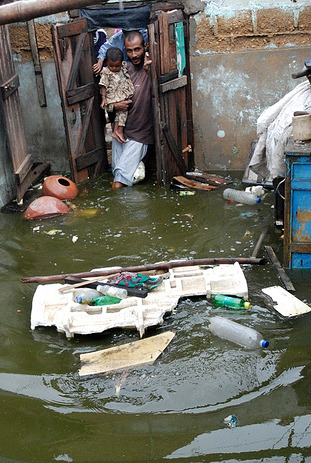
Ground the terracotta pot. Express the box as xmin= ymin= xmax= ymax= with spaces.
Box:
xmin=42 ymin=175 xmax=78 ymax=200
xmin=24 ymin=196 xmax=70 ymax=220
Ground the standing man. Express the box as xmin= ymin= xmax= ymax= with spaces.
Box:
xmin=109 ymin=31 xmax=154 ymax=189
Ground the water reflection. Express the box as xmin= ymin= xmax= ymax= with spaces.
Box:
xmin=1 ymin=173 xmax=311 ymax=461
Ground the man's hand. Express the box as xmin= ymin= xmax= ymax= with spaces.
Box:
xmin=114 ymin=100 xmax=132 ymax=111
xmin=93 ymin=58 xmax=103 ymax=76
xmin=144 ymin=51 xmax=152 ymax=74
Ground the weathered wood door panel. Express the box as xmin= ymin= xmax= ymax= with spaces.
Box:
xmin=149 ymin=9 xmax=194 ymax=184
xmin=0 ymin=25 xmax=49 ymax=202
xmin=52 ymin=18 xmax=107 ymax=183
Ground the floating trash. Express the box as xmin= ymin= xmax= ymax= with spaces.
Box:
xmin=45 ymin=229 xmax=61 ymax=236
xmin=224 ymin=414 xmax=238 ymax=428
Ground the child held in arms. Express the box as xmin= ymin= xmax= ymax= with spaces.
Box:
xmin=99 ymin=47 xmax=135 ymax=143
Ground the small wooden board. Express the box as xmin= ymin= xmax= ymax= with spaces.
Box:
xmin=262 ymin=285 xmax=311 ymax=318
xmin=172 ymin=176 xmax=217 ymax=191
xmin=185 ymin=171 xmax=232 ymax=187
xmin=79 ymin=331 xmax=175 ymax=377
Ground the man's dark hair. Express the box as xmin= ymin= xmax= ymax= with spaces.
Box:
xmin=124 ymin=30 xmax=145 ymax=46
xmin=106 ymin=47 xmax=123 ymax=63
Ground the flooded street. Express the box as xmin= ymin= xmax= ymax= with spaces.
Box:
xmin=1 ymin=171 xmax=311 ymax=463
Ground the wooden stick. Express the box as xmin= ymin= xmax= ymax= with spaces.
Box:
xmin=20 ymin=257 xmax=267 ymax=284
xmin=58 ymin=273 xmax=119 ymax=293
xmin=264 ymin=245 xmax=295 ymax=292
xmin=252 ymin=228 xmax=267 ymax=258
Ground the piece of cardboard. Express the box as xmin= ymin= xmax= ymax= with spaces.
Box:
xmin=79 ymin=331 xmax=175 ymax=377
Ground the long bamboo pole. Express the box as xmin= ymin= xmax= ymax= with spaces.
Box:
xmin=21 ymin=257 xmax=266 ymax=284
xmin=0 ymin=0 xmax=106 ymax=26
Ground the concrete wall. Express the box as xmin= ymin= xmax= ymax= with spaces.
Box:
xmin=189 ymin=0 xmax=311 ymax=170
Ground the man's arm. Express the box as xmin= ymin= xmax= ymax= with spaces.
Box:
xmin=114 ymin=100 xmax=132 ymax=111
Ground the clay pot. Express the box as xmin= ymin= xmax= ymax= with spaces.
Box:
xmin=42 ymin=175 xmax=78 ymax=200
xmin=24 ymin=196 xmax=70 ymax=219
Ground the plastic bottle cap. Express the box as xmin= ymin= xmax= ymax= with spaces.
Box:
xmin=76 ymin=296 xmax=82 ymax=303
xmin=260 ymin=340 xmax=269 ymax=348
xmin=244 ymin=301 xmax=251 ymax=309
xmin=256 ymin=198 xmax=261 ymax=203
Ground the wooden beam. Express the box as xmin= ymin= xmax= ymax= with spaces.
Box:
xmin=160 ymin=75 xmax=187 ymax=94
xmin=0 ymin=0 xmax=107 ymax=26
xmin=27 ymin=19 xmax=47 ymax=107
xmin=21 ymin=257 xmax=267 ymax=284
xmin=264 ymin=245 xmax=295 ymax=292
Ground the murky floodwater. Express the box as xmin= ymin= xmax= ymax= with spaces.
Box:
xmin=1 ymin=171 xmax=311 ymax=463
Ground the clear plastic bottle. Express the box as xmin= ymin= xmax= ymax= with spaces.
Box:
xmin=208 ymin=316 xmax=269 ymax=349
xmin=223 ymin=188 xmax=261 ymax=205
xmin=213 ymin=294 xmax=251 ymax=309
xmin=96 ymin=284 xmax=128 ymax=299
xmin=75 ymin=288 xmax=101 ymax=304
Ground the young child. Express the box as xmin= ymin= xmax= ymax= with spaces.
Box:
xmin=99 ymin=47 xmax=135 ymax=143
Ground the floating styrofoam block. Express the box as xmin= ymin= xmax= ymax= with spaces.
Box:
xmin=31 ymin=264 xmax=249 ymax=338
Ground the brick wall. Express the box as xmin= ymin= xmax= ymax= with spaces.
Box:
xmin=195 ymin=6 xmax=311 ymax=53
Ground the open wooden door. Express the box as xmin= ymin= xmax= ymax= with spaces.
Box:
xmin=149 ymin=8 xmax=194 ymax=184
xmin=52 ymin=18 xmax=107 ymax=183
xmin=0 ymin=25 xmax=49 ymax=202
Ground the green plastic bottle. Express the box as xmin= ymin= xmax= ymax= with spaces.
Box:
xmin=213 ymin=294 xmax=251 ymax=310
xmin=93 ymin=295 xmax=121 ymax=306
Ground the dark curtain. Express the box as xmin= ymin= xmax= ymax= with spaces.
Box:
xmin=79 ymin=4 xmax=151 ymax=31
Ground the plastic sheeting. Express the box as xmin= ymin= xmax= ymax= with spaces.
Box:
xmin=79 ymin=5 xmax=151 ymax=31
xmin=249 ymin=80 xmax=311 ymax=183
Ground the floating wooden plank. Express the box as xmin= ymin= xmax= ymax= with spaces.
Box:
xmin=262 ymin=286 xmax=311 ymax=318
xmin=185 ymin=171 xmax=232 ymax=188
xmin=22 ymin=257 xmax=266 ymax=284
xmin=79 ymin=331 xmax=175 ymax=376
xmin=172 ymin=176 xmax=217 ymax=191
xmin=264 ymin=245 xmax=295 ymax=292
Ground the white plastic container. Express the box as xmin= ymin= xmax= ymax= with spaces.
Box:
xmin=245 ymin=185 xmax=265 ymax=197
xmin=96 ymin=284 xmax=128 ymax=299
xmin=208 ymin=316 xmax=269 ymax=349
xmin=223 ymin=188 xmax=261 ymax=205
xmin=75 ymin=288 xmax=101 ymax=304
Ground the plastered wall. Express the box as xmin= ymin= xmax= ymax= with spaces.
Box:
xmin=188 ymin=0 xmax=311 ymax=170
